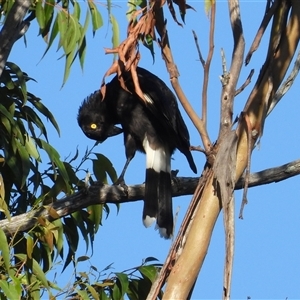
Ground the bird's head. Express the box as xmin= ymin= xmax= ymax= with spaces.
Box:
xmin=78 ymin=90 xmax=123 ymax=142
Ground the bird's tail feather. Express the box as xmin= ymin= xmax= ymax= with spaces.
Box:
xmin=157 ymin=170 xmax=173 ymax=238
xmin=142 ymin=137 xmax=173 ymax=238
xmin=143 ymin=168 xmax=159 ymax=228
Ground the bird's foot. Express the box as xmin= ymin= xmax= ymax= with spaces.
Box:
xmin=113 ymin=177 xmax=128 ymax=194
xmin=171 ymin=169 xmax=179 ymax=180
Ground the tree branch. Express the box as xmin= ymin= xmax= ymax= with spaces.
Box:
xmin=201 ymin=2 xmax=215 ymax=128
xmin=218 ymin=0 xmax=245 ymax=139
xmin=1 ymin=159 xmax=299 ymax=236
xmin=0 ymin=0 xmax=31 ymax=77
xmin=154 ymin=7 xmax=212 ymax=152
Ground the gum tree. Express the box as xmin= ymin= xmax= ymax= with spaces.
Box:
xmin=0 ymin=0 xmax=299 ymax=299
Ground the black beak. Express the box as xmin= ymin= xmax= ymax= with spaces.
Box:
xmin=107 ymin=125 xmax=123 ymax=138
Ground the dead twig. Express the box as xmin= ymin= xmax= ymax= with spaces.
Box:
xmin=267 ymin=49 xmax=300 ymax=115
xmin=235 ymin=69 xmax=254 ymax=96
xmin=245 ymin=0 xmax=281 ymax=65
xmin=192 ymin=30 xmax=205 ymax=68
xmin=201 ymin=2 xmax=215 ymax=128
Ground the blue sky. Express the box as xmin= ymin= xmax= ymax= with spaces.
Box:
xmin=8 ymin=1 xmax=300 ymax=298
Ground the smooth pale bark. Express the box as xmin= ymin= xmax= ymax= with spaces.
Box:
xmin=163 ymin=2 xmax=300 ymax=299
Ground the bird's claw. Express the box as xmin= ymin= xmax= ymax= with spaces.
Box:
xmin=113 ymin=177 xmax=128 ymax=194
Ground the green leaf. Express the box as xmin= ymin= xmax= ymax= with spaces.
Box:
xmin=62 ymin=45 xmax=76 ymax=87
xmin=76 ymin=289 xmax=90 ymax=300
xmin=144 ymin=257 xmax=159 ymax=263
xmin=5 ymin=155 xmax=20 ymax=184
xmin=77 ymin=255 xmax=90 ymax=262
xmin=12 ymin=118 xmax=26 ymax=145
xmin=138 ymin=265 xmax=158 ymax=282
xmin=86 ymin=284 xmax=99 ymax=300
xmin=77 ymin=9 xmax=90 ymax=70
xmin=58 ymin=10 xmax=80 ymax=56
xmin=0 ymin=69 xmax=15 ymax=89
xmin=36 ymin=1 xmax=45 ymax=30
xmin=101 ymin=290 xmax=110 ymax=300
xmin=143 ymin=34 xmax=155 ymax=63
xmin=112 ymin=280 xmax=121 ymax=300
xmin=41 ymin=13 xmax=59 ymax=58
xmin=62 ymin=217 xmax=79 ymax=271
xmin=126 ymin=0 xmax=136 ymax=21
xmin=92 ymin=159 xmax=107 ymax=183
xmin=0 ymin=103 xmax=15 ymax=124
xmin=36 ymin=139 xmax=71 ymax=193
xmin=127 ymin=279 xmax=139 ymax=300
xmin=15 ymin=254 xmax=50 ymax=290
xmin=72 ymin=211 xmax=89 ymax=252
xmin=0 ymin=174 xmax=6 ymax=206
xmin=26 ymin=235 xmax=34 ymax=259
xmin=25 ymin=134 xmax=41 ymax=161
xmin=5 ymin=62 xmax=27 ymax=104
xmin=10 ymin=276 xmax=22 ymax=298
xmin=0 ymin=281 xmax=20 ymax=300
xmin=0 ymin=192 xmax=11 ymax=221
xmin=16 ymin=140 xmax=30 ymax=188
xmin=57 ymin=11 xmax=68 ymax=51
xmin=116 ymin=273 xmax=129 ymax=297
xmin=87 ymin=204 xmax=103 ymax=233
xmin=88 ymin=1 xmax=103 ymax=35
xmin=110 ymin=14 xmax=120 ymax=53
xmin=0 ymin=227 xmax=11 ymax=274
xmin=78 ymin=36 xmax=87 ymax=71
xmin=44 ymin=0 xmax=55 ymax=25
xmin=31 ymin=100 xmax=60 ymax=136
xmin=73 ymin=1 xmax=81 ymax=19
xmin=52 ymin=219 xmax=64 ymax=258
xmin=66 ymin=17 xmax=80 ymax=55
xmin=93 ymin=153 xmax=118 ymax=183
xmin=64 ymin=162 xmax=79 ymax=185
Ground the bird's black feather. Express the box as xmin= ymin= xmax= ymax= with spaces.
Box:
xmin=78 ymin=67 xmax=197 ymax=238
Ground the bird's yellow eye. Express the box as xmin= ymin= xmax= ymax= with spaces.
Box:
xmin=90 ymin=123 xmax=97 ymax=129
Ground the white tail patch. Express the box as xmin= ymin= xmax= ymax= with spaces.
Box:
xmin=143 ymin=215 xmax=156 ymax=228
xmin=143 ymin=136 xmax=170 ymax=173
xmin=155 ymin=224 xmax=172 ymax=239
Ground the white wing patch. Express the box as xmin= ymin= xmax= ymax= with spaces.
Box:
xmin=143 ymin=93 xmax=154 ymax=104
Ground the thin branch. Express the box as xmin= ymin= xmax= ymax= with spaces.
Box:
xmin=235 ymin=69 xmax=254 ymax=96
xmin=245 ymin=0 xmax=281 ymax=65
xmin=218 ymin=0 xmax=245 ymax=139
xmin=267 ymin=49 xmax=300 ymax=116
xmin=154 ymin=7 xmax=212 ymax=152
xmin=202 ymin=2 xmax=215 ymax=128
xmin=192 ymin=30 xmax=205 ymax=67
xmin=1 ymin=158 xmax=299 ymax=235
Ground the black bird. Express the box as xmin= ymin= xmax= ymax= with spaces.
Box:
xmin=78 ymin=67 xmax=197 ymax=238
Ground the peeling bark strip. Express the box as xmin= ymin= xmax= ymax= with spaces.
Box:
xmin=213 ymin=131 xmax=238 ymax=299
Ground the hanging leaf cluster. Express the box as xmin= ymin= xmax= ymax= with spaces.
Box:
xmin=0 ymin=62 xmax=63 ymax=215
xmin=0 ymin=0 xmax=119 ymax=86
xmin=0 ymin=61 xmax=120 ymax=298
xmin=65 ymin=257 xmax=163 ymax=300
xmin=32 ymin=0 xmax=101 ymax=86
